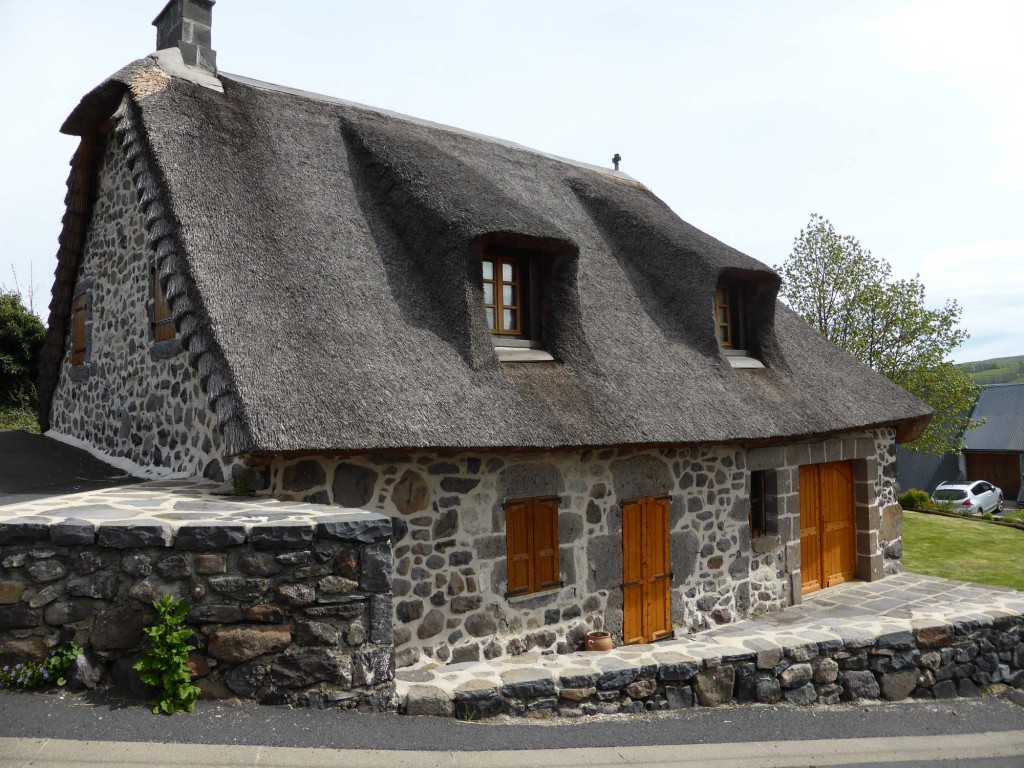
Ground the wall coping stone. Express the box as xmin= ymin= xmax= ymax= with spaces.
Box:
xmin=0 ymin=481 xmax=392 ymax=549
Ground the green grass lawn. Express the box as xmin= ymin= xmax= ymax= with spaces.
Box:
xmin=902 ymin=510 xmax=1024 ymax=591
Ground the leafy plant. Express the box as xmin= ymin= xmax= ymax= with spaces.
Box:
xmin=133 ymin=595 xmax=201 ymax=715
xmin=898 ymin=489 xmax=931 ymax=510
xmin=0 ymin=291 xmax=46 ymax=412
xmin=980 ymin=511 xmax=994 ymax=521
xmin=0 ymin=642 xmax=82 ymax=688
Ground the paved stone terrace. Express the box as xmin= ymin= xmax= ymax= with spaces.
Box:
xmin=0 ymin=480 xmax=346 ymax=531
xmin=397 ymin=574 xmax=1024 ymax=717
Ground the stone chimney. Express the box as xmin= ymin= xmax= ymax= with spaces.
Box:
xmin=153 ymin=0 xmax=217 ymax=73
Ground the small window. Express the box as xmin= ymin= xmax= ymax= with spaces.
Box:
xmin=71 ymin=293 xmax=88 ymax=366
xmin=482 ymin=255 xmax=522 ymax=336
xmin=749 ymin=470 xmax=766 ymax=537
xmin=152 ymin=268 xmax=175 ymax=342
xmin=714 ymin=281 xmax=746 ymax=350
xmin=505 ymin=496 xmax=560 ymax=596
xmin=715 ymin=284 xmax=734 ymax=348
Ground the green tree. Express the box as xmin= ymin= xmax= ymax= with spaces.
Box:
xmin=0 ymin=291 xmax=46 ymax=411
xmin=776 ymin=214 xmax=979 ymax=454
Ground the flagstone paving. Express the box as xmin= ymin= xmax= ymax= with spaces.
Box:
xmin=396 ymin=574 xmax=1024 ymax=715
xmin=0 ymin=480 xmax=331 ymax=528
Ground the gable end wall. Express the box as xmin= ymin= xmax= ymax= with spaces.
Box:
xmin=47 ymin=123 xmax=230 ymax=480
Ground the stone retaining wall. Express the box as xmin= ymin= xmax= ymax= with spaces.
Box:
xmin=0 ymin=513 xmax=395 ymax=709
xmin=404 ymin=613 xmax=1024 ymax=718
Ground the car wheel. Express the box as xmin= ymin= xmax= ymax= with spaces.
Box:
xmin=996 ymin=496 xmax=1004 ymax=513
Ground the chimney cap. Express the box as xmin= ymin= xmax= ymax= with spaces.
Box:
xmin=152 ymin=0 xmax=215 ymax=26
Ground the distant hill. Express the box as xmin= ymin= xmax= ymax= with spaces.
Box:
xmin=959 ymin=355 xmax=1024 ymax=386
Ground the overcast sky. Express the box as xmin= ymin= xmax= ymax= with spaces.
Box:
xmin=1 ymin=0 xmax=1021 ymax=362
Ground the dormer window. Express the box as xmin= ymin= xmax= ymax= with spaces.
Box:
xmin=478 ymin=235 xmax=574 ymax=363
xmin=715 ymin=284 xmax=737 ymax=348
xmin=715 ymin=279 xmax=764 ymax=369
xmin=482 ymin=256 xmax=522 ymax=336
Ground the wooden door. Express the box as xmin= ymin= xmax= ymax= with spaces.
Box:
xmin=966 ymin=453 xmax=1020 ymax=500
xmin=622 ymin=496 xmax=672 ymax=644
xmin=800 ymin=461 xmax=855 ymax=595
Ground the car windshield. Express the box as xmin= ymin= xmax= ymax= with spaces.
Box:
xmin=933 ymin=488 xmax=967 ymax=501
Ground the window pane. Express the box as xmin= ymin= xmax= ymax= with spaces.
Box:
xmin=482 ymin=260 xmax=494 ymax=280
xmin=483 ymin=283 xmax=494 ymax=304
xmin=485 ymin=307 xmax=495 ymax=330
xmin=502 ymin=284 xmax=515 ymax=307
xmin=502 ymin=261 xmax=515 ymax=282
xmin=503 ymin=308 xmax=518 ymax=331
xmin=717 ymin=307 xmax=729 ymax=323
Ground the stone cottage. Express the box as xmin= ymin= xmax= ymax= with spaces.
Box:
xmin=37 ymin=0 xmax=932 ymax=669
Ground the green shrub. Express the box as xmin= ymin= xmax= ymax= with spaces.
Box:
xmin=898 ymin=489 xmax=931 ymax=510
xmin=0 ymin=291 xmax=46 ymax=410
xmin=981 ymin=511 xmax=994 ymax=521
xmin=0 ymin=642 xmax=82 ymax=688
xmin=133 ymin=596 xmax=201 ymax=715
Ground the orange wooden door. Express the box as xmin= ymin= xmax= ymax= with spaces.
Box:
xmin=622 ymin=496 xmax=672 ymax=644
xmin=820 ymin=461 xmax=855 ymax=587
xmin=799 ymin=465 xmax=823 ymax=595
xmin=800 ymin=461 xmax=855 ymax=594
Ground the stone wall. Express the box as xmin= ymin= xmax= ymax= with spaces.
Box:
xmin=260 ymin=429 xmax=900 ymax=668
xmin=48 ymin=128 xmax=231 ymax=482
xmin=0 ymin=514 xmax=394 ymax=709
xmin=408 ymin=613 xmax=1024 ymax=718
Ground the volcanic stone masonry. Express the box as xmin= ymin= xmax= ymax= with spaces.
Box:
xmin=47 ymin=126 xmax=233 ymax=483
xmin=256 ymin=428 xmax=902 ymax=669
xmin=0 ymin=512 xmax=395 ymax=709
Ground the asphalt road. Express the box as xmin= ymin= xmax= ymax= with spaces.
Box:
xmin=1 ymin=689 xmax=1022 ymax=755
xmin=0 ymin=430 xmax=137 ymax=506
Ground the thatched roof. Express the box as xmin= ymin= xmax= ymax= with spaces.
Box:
xmin=40 ymin=55 xmax=932 ymax=456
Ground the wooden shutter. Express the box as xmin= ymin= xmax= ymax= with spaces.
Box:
xmin=506 ymin=496 xmax=560 ymax=596
xmin=152 ymin=270 xmax=175 ymax=342
xmin=621 ymin=498 xmax=645 ymax=645
xmin=71 ymin=294 xmax=87 ymax=365
xmin=506 ymin=500 xmax=532 ymax=595
xmin=533 ymin=497 xmax=560 ymax=590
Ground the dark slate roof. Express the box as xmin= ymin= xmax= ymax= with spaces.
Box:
xmin=895 ymin=446 xmax=961 ymax=495
xmin=40 ymin=56 xmax=933 ymax=456
xmin=965 ymin=383 xmax=1024 ymax=453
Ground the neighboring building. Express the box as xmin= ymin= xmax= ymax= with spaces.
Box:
xmin=37 ymin=0 xmax=932 ymax=668
xmin=896 ymin=383 xmax=1024 ymax=503
xmin=963 ymin=384 xmax=1024 ymax=501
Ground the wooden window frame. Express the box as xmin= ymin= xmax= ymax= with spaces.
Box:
xmin=482 ymin=254 xmax=523 ymax=336
xmin=70 ymin=293 xmax=88 ymax=366
xmin=151 ymin=266 xmax=175 ymax=342
xmin=714 ymin=280 xmax=749 ymax=352
xmin=715 ymin=284 xmax=733 ymax=348
xmin=749 ymin=469 xmax=766 ymax=538
xmin=504 ymin=495 xmax=561 ymax=597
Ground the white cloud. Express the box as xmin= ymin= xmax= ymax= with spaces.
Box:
xmin=874 ymin=0 xmax=1024 ymax=189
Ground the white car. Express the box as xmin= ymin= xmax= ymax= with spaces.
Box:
xmin=931 ymin=480 xmax=1004 ymax=513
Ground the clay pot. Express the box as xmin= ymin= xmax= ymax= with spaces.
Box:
xmin=584 ymin=630 xmax=614 ymax=652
